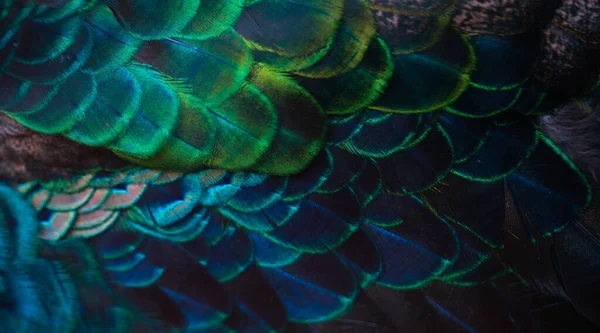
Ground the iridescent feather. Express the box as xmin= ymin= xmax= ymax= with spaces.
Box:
xmin=1 ymin=0 xmax=600 ymax=332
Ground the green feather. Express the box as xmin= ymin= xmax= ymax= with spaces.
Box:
xmin=107 ymin=0 xmax=201 ymax=40
xmin=34 ymin=0 xmax=86 ymax=23
xmin=236 ymin=0 xmax=344 ymax=70
xmin=106 ymin=65 xmax=181 ymax=158
xmin=117 ymin=101 xmax=217 ymax=171
xmin=65 ymin=66 xmax=142 ymax=146
xmin=204 ymin=83 xmax=278 ymax=170
xmin=83 ymin=5 xmax=143 ymax=76
xmin=250 ymin=67 xmax=327 ymax=175
xmin=14 ymin=16 xmax=81 ymax=65
xmin=371 ymin=28 xmax=474 ymax=113
xmin=138 ymin=29 xmax=253 ymax=106
xmin=298 ymin=37 xmax=393 ymax=115
xmin=8 ymin=71 xmax=96 ymax=134
xmin=295 ymin=0 xmax=376 ymax=78
xmin=178 ymin=0 xmax=245 ymax=40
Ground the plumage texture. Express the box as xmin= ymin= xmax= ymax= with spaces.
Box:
xmin=1 ymin=0 xmax=600 ymax=332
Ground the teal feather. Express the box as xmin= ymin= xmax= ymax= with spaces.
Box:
xmin=1 ymin=0 xmax=600 ymax=332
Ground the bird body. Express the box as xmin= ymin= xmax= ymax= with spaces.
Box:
xmin=1 ymin=0 xmax=600 ymax=332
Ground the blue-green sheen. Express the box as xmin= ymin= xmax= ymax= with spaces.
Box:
xmin=1 ymin=0 xmax=600 ymax=332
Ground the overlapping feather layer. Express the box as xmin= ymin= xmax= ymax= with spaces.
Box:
xmin=0 ymin=0 xmax=597 ymax=331
xmin=2 ymin=0 xmax=596 ymax=174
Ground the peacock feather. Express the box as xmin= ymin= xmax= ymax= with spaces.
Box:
xmin=1 ymin=0 xmax=600 ymax=332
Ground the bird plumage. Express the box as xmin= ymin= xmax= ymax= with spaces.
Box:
xmin=1 ymin=0 xmax=600 ymax=332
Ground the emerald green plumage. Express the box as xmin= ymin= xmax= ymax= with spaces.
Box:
xmin=108 ymin=66 xmax=180 ymax=158
xmin=297 ymin=37 xmax=393 ymax=115
xmin=0 ymin=0 xmax=473 ymax=174
xmin=296 ymin=0 xmax=375 ymax=78
xmin=4 ymin=0 xmax=593 ymax=176
xmin=83 ymin=5 xmax=143 ymax=75
xmin=2 ymin=0 xmax=600 ymax=332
